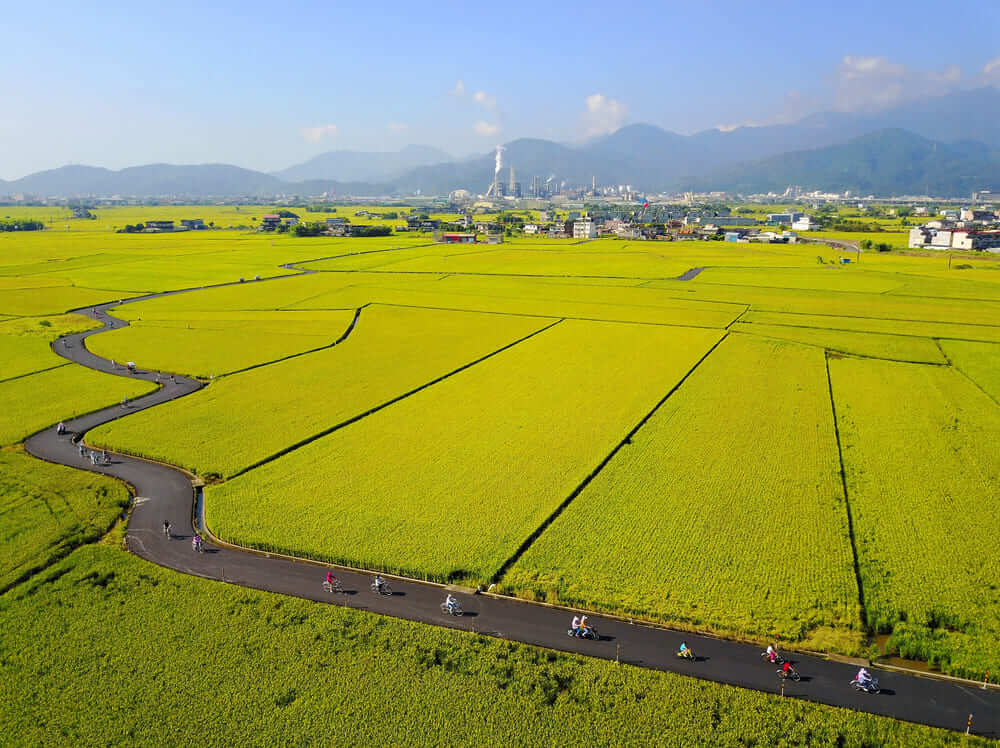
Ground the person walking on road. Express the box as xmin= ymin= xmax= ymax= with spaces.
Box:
xmin=162 ymin=520 xmax=171 ymax=539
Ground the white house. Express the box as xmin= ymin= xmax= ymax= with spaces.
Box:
xmin=791 ymin=216 xmax=819 ymax=231
xmin=573 ymin=220 xmax=597 ymax=239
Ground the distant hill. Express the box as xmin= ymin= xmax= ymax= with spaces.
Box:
xmin=688 ymin=129 xmax=1000 ymax=196
xmin=389 ymin=88 xmax=1000 ymax=194
xmin=0 ymin=164 xmax=388 ymax=199
xmin=4 ymin=164 xmax=285 ymax=198
xmin=275 ymin=145 xmax=452 ymax=183
xmin=4 ymin=87 xmax=999 ymax=198
xmin=684 ymin=87 xmax=1000 ymax=165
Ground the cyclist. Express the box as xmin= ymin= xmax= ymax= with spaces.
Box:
xmin=445 ymin=593 xmax=458 ymax=613
xmin=782 ymin=661 xmax=794 ymax=678
xmin=571 ymin=615 xmax=581 ymax=636
xmin=766 ymin=644 xmax=779 ymax=663
xmin=857 ymin=667 xmax=873 ymax=688
xmin=678 ymin=641 xmax=691 ymax=657
xmin=373 ymin=575 xmax=387 ymax=594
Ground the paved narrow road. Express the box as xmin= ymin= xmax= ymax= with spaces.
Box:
xmin=22 ymin=292 xmax=1000 ymax=738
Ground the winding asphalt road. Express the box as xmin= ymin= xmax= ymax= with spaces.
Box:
xmin=22 ymin=285 xmax=1000 ymax=738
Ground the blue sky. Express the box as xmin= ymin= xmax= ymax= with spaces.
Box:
xmin=2 ymin=0 xmax=998 ymax=179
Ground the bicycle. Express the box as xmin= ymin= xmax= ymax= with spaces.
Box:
xmin=761 ymin=650 xmax=785 ymax=666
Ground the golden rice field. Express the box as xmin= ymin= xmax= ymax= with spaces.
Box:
xmin=0 ymin=450 xmax=129 ymax=591
xmin=87 ymin=309 xmax=359 ymax=377
xmin=2 ymin=222 xmax=999 ymax=679
xmin=830 ymin=357 xmax=1000 ymax=676
xmin=207 ymin=320 xmax=723 ymax=581
xmin=0 ymin=313 xmax=101 ymax=381
xmin=502 ymin=335 xmax=862 ymax=650
xmin=730 ymin=322 xmax=946 ymax=363
xmin=0 ymin=364 xmax=155 ymax=446
xmin=90 ymin=304 xmax=551 ymax=476
xmin=938 ymin=339 xmax=1000 ymax=402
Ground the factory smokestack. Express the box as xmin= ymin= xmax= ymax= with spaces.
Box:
xmin=489 ymin=144 xmax=504 ymax=197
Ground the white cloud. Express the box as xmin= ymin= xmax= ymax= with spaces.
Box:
xmin=714 ymin=121 xmax=762 ymax=132
xmin=473 ymin=90 xmax=498 ymax=112
xmin=473 ymin=120 xmax=499 ymax=137
xmin=984 ymin=57 xmax=1000 ymax=84
xmin=834 ymin=56 xmax=962 ymax=112
xmin=582 ymin=93 xmax=627 ymax=137
xmin=452 ymin=81 xmax=503 ymax=135
xmin=301 ymin=124 xmax=338 ymax=142
xmin=387 ymin=122 xmax=409 ymax=131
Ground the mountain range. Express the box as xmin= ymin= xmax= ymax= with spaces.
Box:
xmin=273 ymin=144 xmax=451 ymax=183
xmin=2 ymin=88 xmax=999 ymax=199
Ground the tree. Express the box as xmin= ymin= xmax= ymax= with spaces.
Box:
xmin=292 ymin=222 xmax=324 ymax=237
xmin=351 ymin=225 xmax=392 ymax=237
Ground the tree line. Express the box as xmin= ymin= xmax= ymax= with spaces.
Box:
xmin=0 ymin=220 xmax=44 ymax=231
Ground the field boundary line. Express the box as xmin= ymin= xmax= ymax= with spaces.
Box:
xmin=935 ymin=338 xmax=1000 ymax=409
xmin=488 ymin=330 xmax=731 ymax=585
xmin=0 ymin=361 xmax=71 ymax=385
xmin=218 ymin=306 xmax=364 ymax=378
xmin=225 ymin=318 xmax=564 ymax=480
xmin=731 ymin=329 xmax=949 ymax=367
xmin=280 ymin=243 xmax=437 ymax=271
xmin=824 ymin=350 xmax=869 ymax=631
xmin=724 ymin=305 xmax=750 ymax=329
xmin=304 ymin=300 xmax=728 ymax=332
xmin=733 ymin=317 xmax=1000 ymax=346
xmin=312 ymin=268 xmax=704 ymax=282
xmin=739 ymin=307 xmax=1000 ymax=331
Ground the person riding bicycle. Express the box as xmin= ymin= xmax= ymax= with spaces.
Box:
xmin=57 ymin=421 xmax=66 ymax=435
xmin=782 ymin=661 xmax=793 ymax=677
xmin=679 ymin=641 xmax=690 ymax=657
xmin=857 ymin=667 xmax=872 ymax=687
xmin=766 ymin=644 xmax=779 ymax=663
xmin=325 ymin=571 xmax=338 ymax=587
xmin=571 ymin=615 xmax=581 ymax=636
xmin=445 ymin=593 xmax=458 ymax=613
xmin=374 ymin=575 xmax=386 ymax=594
xmin=579 ymin=615 xmax=591 ymax=636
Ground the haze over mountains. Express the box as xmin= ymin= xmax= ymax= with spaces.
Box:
xmin=3 ymin=88 xmax=999 ymax=199
xmin=273 ymin=144 xmax=452 ymax=183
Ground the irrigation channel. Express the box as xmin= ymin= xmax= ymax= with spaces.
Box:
xmin=22 ymin=275 xmax=1000 ymax=739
